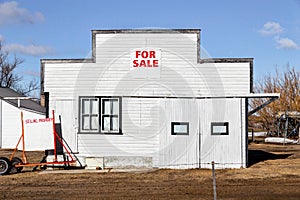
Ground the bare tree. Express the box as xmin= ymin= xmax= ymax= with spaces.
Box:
xmin=249 ymin=66 xmax=300 ymax=133
xmin=0 ymin=42 xmax=39 ymax=96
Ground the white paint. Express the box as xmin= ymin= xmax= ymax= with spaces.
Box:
xmin=42 ymin=30 xmax=255 ymax=169
xmin=85 ymin=157 xmax=104 ymax=170
xmin=158 ymin=98 xmax=244 ymax=169
xmin=130 ymin=48 xmax=161 ymax=78
xmin=0 ymin=100 xmax=45 ymax=149
xmin=199 ymin=98 xmax=243 ymax=169
xmin=23 ymin=117 xmax=54 ymax=150
xmin=159 ymin=99 xmax=199 ymax=169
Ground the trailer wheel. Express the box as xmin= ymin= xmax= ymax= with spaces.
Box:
xmin=0 ymin=157 xmax=11 ymax=175
xmin=10 ymin=157 xmax=23 ymax=174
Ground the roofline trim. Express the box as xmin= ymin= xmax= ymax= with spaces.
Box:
xmin=91 ymin=29 xmax=201 ymax=34
xmin=40 ymin=59 xmax=93 ymax=64
xmin=199 ymin=58 xmax=254 ymax=63
xmin=91 ymin=29 xmax=201 ymax=62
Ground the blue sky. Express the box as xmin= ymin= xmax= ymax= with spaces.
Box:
xmin=1 ymin=0 xmax=300 ymax=93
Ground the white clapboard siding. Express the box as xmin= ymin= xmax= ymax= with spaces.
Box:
xmin=43 ymin=32 xmax=250 ymax=99
xmin=77 ymin=97 xmax=160 ymax=166
xmin=95 ymin=34 xmax=198 ymax=63
xmin=43 ymin=62 xmax=250 ymax=99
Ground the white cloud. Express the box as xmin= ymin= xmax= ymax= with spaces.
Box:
xmin=3 ymin=43 xmax=53 ymax=56
xmin=0 ymin=34 xmax=4 ymax=42
xmin=0 ymin=1 xmax=45 ymax=26
xmin=259 ymin=22 xmax=284 ymax=36
xmin=275 ymin=37 xmax=299 ymax=50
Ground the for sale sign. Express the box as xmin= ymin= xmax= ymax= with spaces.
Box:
xmin=130 ymin=49 xmax=161 ymax=78
xmin=24 ymin=117 xmax=55 ymax=151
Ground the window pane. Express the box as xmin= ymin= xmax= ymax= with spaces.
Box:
xmin=82 ymin=115 xmax=90 ymax=130
xmin=102 ymin=116 xmax=110 ymax=131
xmin=171 ymin=122 xmax=189 ymax=135
xmin=213 ymin=126 xmax=226 ymax=133
xmin=82 ymin=99 xmax=90 ymax=114
xmin=90 ymin=115 xmax=98 ymax=130
xmin=100 ymin=98 xmax=121 ymax=133
xmin=174 ymin=124 xmax=187 ymax=133
xmin=211 ymin=122 xmax=229 ymax=135
xmin=112 ymin=99 xmax=119 ymax=115
xmin=103 ymin=99 xmax=111 ymax=115
xmin=112 ymin=116 xmax=119 ymax=131
xmin=90 ymin=99 xmax=99 ymax=114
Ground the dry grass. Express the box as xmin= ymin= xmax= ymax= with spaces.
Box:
xmin=0 ymin=143 xmax=300 ymax=199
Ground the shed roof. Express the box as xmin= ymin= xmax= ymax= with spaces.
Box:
xmin=0 ymin=87 xmax=46 ymax=114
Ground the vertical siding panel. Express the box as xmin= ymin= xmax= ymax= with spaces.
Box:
xmin=200 ymin=99 xmax=242 ymax=168
xmin=52 ymin=100 xmax=78 ymax=151
xmin=159 ymin=99 xmax=199 ymax=168
xmin=241 ymin=98 xmax=247 ymax=167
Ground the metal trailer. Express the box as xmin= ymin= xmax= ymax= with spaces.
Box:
xmin=0 ymin=111 xmax=80 ymax=175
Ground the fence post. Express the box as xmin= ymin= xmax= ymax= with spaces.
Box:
xmin=212 ymin=161 xmax=217 ymax=200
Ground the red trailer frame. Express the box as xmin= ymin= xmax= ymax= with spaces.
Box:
xmin=10 ymin=110 xmax=76 ymax=168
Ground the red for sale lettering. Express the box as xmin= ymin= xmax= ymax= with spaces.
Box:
xmin=132 ymin=60 xmax=159 ymax=67
xmin=133 ymin=50 xmax=159 ymax=67
xmin=135 ymin=50 xmax=156 ymax=58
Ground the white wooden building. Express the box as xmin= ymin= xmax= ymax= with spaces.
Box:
xmin=0 ymin=88 xmax=46 ymax=149
xmin=41 ymin=29 xmax=279 ymax=169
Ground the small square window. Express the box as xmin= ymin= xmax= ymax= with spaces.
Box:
xmin=211 ymin=122 xmax=229 ymax=135
xmin=171 ymin=122 xmax=189 ymax=135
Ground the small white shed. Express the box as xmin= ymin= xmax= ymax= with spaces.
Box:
xmin=41 ymin=29 xmax=279 ymax=169
xmin=0 ymin=88 xmax=46 ymax=149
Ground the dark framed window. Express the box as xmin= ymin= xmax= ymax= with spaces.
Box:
xmin=79 ymin=96 xmax=122 ymax=134
xmin=101 ymin=98 xmax=121 ymax=133
xmin=211 ymin=122 xmax=229 ymax=135
xmin=80 ymin=98 xmax=99 ymax=132
xmin=171 ymin=122 xmax=189 ymax=135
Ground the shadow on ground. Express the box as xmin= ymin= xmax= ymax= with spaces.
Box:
xmin=248 ymin=150 xmax=292 ymax=167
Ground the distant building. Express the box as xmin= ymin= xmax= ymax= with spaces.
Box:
xmin=41 ymin=29 xmax=279 ymax=169
xmin=0 ymin=88 xmax=45 ymax=149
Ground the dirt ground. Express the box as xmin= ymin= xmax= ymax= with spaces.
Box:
xmin=1 ymin=142 xmax=300 ymax=200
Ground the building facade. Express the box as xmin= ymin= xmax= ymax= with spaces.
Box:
xmin=41 ymin=29 xmax=269 ymax=169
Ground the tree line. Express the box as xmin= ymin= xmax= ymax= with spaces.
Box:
xmin=249 ymin=66 xmax=300 ymax=136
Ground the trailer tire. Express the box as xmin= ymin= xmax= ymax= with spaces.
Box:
xmin=10 ymin=157 xmax=23 ymax=174
xmin=0 ymin=157 xmax=11 ymax=175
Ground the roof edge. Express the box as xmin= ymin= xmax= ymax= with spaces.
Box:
xmin=40 ymin=58 xmax=94 ymax=64
xmin=199 ymin=58 xmax=254 ymax=63
xmin=91 ymin=29 xmax=201 ymax=34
